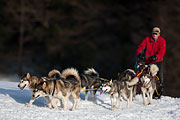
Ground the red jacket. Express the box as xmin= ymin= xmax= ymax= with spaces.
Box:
xmin=136 ymin=36 xmax=166 ymax=63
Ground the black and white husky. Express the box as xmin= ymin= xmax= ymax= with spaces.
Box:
xmin=100 ymin=70 xmax=139 ymax=110
xmin=118 ymin=69 xmax=139 ymax=101
xmin=80 ymin=68 xmax=102 ymax=101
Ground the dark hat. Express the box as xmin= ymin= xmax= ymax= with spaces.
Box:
xmin=152 ymin=27 xmax=160 ymax=34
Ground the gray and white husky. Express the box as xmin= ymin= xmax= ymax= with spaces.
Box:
xmin=80 ymin=68 xmax=102 ymax=101
xmin=100 ymin=73 xmax=139 ymax=110
xmin=118 ymin=69 xmax=139 ymax=101
xmin=140 ymin=64 xmax=159 ymax=105
xmin=33 ymin=68 xmax=81 ymax=111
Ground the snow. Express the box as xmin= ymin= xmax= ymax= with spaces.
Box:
xmin=0 ymin=81 xmax=180 ymax=120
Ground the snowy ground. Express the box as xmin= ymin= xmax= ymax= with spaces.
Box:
xmin=0 ymin=81 xmax=180 ymax=120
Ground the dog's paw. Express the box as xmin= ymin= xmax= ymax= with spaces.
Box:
xmin=116 ymin=106 xmax=120 ymax=109
xmin=110 ymin=107 xmax=114 ymax=111
xmin=148 ymin=103 xmax=152 ymax=105
xmin=48 ymin=104 xmax=52 ymax=108
xmin=26 ymin=103 xmax=32 ymax=107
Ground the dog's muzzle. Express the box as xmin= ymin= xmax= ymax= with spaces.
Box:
xmin=33 ymin=94 xmax=40 ymax=98
xmin=18 ymin=84 xmax=26 ymax=90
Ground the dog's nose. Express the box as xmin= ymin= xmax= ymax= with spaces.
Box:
xmin=32 ymin=95 xmax=35 ymax=98
xmin=18 ymin=84 xmax=20 ymax=87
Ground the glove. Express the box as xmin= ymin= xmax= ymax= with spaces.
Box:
xmin=149 ymin=55 xmax=157 ymax=62
xmin=137 ymin=53 xmax=145 ymax=61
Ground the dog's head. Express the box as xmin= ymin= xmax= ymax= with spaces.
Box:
xmin=18 ymin=73 xmax=31 ymax=90
xmin=140 ymin=74 xmax=152 ymax=87
xmin=100 ymin=80 xmax=113 ymax=94
xmin=137 ymin=62 xmax=149 ymax=72
xmin=32 ymin=81 xmax=47 ymax=98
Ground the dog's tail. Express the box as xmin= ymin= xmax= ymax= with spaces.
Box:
xmin=126 ymin=69 xmax=136 ymax=75
xmin=48 ymin=69 xmax=61 ymax=78
xmin=150 ymin=64 xmax=159 ymax=76
xmin=84 ymin=68 xmax=99 ymax=77
xmin=126 ymin=76 xmax=139 ymax=86
xmin=61 ymin=68 xmax=80 ymax=81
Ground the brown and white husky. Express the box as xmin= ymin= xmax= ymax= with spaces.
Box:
xmin=33 ymin=68 xmax=81 ymax=111
xmin=17 ymin=69 xmax=60 ymax=107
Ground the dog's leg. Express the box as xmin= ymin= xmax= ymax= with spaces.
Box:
xmin=62 ymin=97 xmax=68 ymax=111
xmin=51 ymin=97 xmax=59 ymax=109
xmin=110 ymin=95 xmax=114 ymax=110
xmin=91 ymin=90 xmax=97 ymax=102
xmin=26 ymin=96 xmax=35 ymax=107
xmin=146 ymin=91 xmax=151 ymax=105
xmin=59 ymin=99 xmax=63 ymax=108
xmin=75 ymin=97 xmax=80 ymax=110
xmin=69 ymin=94 xmax=77 ymax=111
xmin=127 ymin=99 xmax=130 ymax=108
xmin=129 ymin=88 xmax=133 ymax=102
xmin=44 ymin=96 xmax=52 ymax=108
xmin=141 ymin=87 xmax=146 ymax=105
xmin=85 ymin=90 xmax=88 ymax=101
xmin=148 ymin=88 xmax=154 ymax=105
xmin=71 ymin=93 xmax=80 ymax=111
xmin=119 ymin=97 xmax=123 ymax=109
xmin=115 ymin=93 xmax=120 ymax=109
xmin=132 ymin=85 xmax=137 ymax=101
xmin=123 ymin=93 xmax=130 ymax=109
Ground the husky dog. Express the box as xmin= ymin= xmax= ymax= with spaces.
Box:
xmin=100 ymin=77 xmax=139 ymax=110
xmin=33 ymin=68 xmax=81 ymax=111
xmin=118 ymin=69 xmax=139 ymax=101
xmin=17 ymin=69 xmax=60 ymax=107
xmin=80 ymin=68 xmax=102 ymax=101
xmin=140 ymin=64 xmax=159 ymax=105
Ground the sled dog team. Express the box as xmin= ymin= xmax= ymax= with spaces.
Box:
xmin=18 ymin=64 xmax=159 ymax=111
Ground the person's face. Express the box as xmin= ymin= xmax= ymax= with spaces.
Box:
xmin=152 ymin=33 xmax=160 ymax=40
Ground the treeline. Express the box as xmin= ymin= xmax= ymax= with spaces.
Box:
xmin=0 ymin=0 xmax=180 ymax=97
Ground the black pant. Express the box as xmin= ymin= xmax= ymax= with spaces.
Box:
xmin=153 ymin=62 xmax=164 ymax=99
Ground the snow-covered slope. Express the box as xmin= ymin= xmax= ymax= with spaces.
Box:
xmin=0 ymin=81 xmax=179 ymax=120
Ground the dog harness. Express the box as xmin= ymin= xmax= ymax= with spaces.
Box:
xmin=29 ymin=78 xmax=33 ymax=87
xmin=52 ymin=80 xmax=56 ymax=96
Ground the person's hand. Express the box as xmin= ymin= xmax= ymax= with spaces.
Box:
xmin=137 ymin=53 xmax=145 ymax=61
xmin=149 ymin=55 xmax=157 ymax=62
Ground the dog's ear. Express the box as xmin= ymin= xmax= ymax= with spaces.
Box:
xmin=110 ymin=79 xmax=113 ymax=84
xmin=26 ymin=73 xmax=31 ymax=79
xmin=42 ymin=78 xmax=47 ymax=82
xmin=125 ymin=74 xmax=130 ymax=80
xmin=42 ymin=82 xmax=46 ymax=89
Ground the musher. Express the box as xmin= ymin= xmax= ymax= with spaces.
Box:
xmin=136 ymin=27 xmax=166 ymax=99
